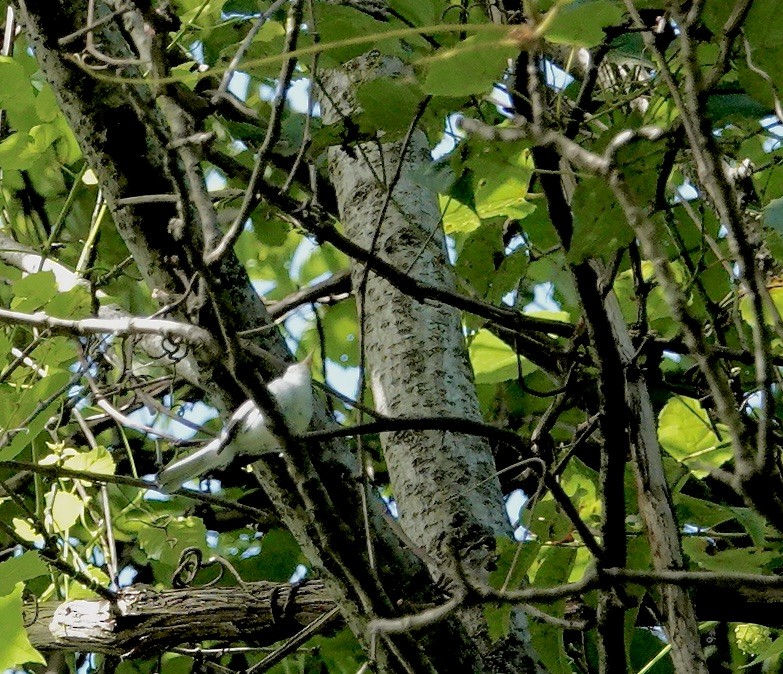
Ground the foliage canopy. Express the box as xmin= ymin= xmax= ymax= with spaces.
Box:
xmin=2 ymin=0 xmax=783 ymax=672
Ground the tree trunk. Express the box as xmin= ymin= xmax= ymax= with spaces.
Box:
xmin=317 ymin=53 xmax=543 ymax=673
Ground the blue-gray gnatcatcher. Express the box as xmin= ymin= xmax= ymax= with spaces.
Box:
xmin=156 ymin=358 xmax=314 ymax=493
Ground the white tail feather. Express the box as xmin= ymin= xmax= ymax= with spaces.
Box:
xmin=156 ymin=438 xmax=235 ymax=493
xmin=155 ymin=359 xmax=313 ymax=493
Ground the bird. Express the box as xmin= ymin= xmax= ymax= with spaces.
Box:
xmin=156 ymin=357 xmax=314 ymax=493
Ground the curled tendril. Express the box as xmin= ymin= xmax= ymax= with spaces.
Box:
xmin=161 ymin=336 xmax=187 ymax=360
xmin=172 ymin=546 xmax=252 ymax=593
xmin=22 ymin=588 xmax=39 ymax=627
xmin=172 ymin=547 xmax=224 ymax=589
xmin=269 ymin=582 xmax=302 ymax=628
xmin=441 ymin=3 xmax=467 ymax=21
xmin=441 ymin=2 xmax=483 ymax=21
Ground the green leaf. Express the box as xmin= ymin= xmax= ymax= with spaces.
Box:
xmin=455 ymin=220 xmax=504 ymax=296
xmin=11 ymin=270 xmax=58 ymax=312
xmin=467 ymin=141 xmax=534 ymax=221
xmin=421 ymin=30 xmax=518 ymax=97
xmin=674 ymin=494 xmax=733 ymax=530
xmin=253 ymin=529 xmax=303 ymax=582
xmin=469 ymin=330 xmax=535 ymax=383
xmin=740 ymin=285 xmax=783 ymax=328
xmin=530 ymin=546 xmax=576 ymax=674
xmin=490 ymin=537 xmax=540 ymax=590
xmin=487 ymin=249 xmax=528 ymax=305
xmin=745 ymin=0 xmax=783 ymax=48
xmin=706 ymin=93 xmax=769 ymax=125
xmin=629 ymin=628 xmax=675 ymax=674
xmin=0 ymin=583 xmax=45 ymax=669
xmin=321 ymin=299 xmax=359 ymax=367
xmin=441 ymin=196 xmax=481 ymax=234
xmin=309 ymin=629 xmax=365 ymax=674
xmin=356 ymin=77 xmax=424 ymax=137
xmin=562 ymin=458 xmax=601 ymax=524
xmin=682 ymin=538 xmax=776 ymax=574
xmin=614 ymin=260 xmax=686 ymax=340
xmin=29 ymin=123 xmax=60 ymax=154
xmin=728 ymin=507 xmax=768 ymax=548
xmin=388 ymin=0 xmax=438 ymax=26
xmin=33 ymin=85 xmax=59 ymax=123
xmin=52 ymin=115 xmax=82 ymax=164
xmin=0 ymin=370 xmax=72 ymax=460
xmin=0 ymin=58 xmax=37 ymax=128
xmin=314 ymin=4 xmax=391 ymax=66
xmin=138 ymin=517 xmax=208 ymax=567
xmin=45 ymin=285 xmax=92 ymax=320
xmin=0 ymin=552 xmax=48 ymax=596
xmin=45 ymin=490 xmax=85 ymax=533
xmin=746 ymin=633 xmax=783 ymax=666
xmin=544 ymin=0 xmax=624 ymax=47
xmin=657 ymin=396 xmax=733 ymax=478
xmin=527 ymin=499 xmax=573 ymax=543
xmin=484 ymin=536 xmax=541 ymax=641
xmin=570 ymin=176 xmax=633 ymax=264
xmin=764 ymin=196 xmax=783 ymax=233
xmin=0 ymin=132 xmax=39 ymax=171
xmin=484 ymin=603 xmax=513 ymax=642
xmin=12 ymin=519 xmax=44 ymax=547
xmin=68 ymin=566 xmax=111 ymax=600
xmin=63 ymin=445 xmax=116 ymax=476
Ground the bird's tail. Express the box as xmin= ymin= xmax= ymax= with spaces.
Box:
xmin=156 ymin=439 xmax=234 ymax=493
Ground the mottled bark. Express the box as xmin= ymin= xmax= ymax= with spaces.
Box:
xmin=317 ymin=53 xmax=543 ymax=673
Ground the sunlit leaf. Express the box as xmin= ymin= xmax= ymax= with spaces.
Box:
xmin=67 ymin=566 xmax=111 ymax=600
xmin=469 ymin=330 xmax=536 ymax=383
xmin=0 ymin=552 xmax=48 ymax=596
xmin=0 ymin=583 xmax=45 ymax=669
xmin=12 ymin=519 xmax=44 ymax=547
xmin=658 ymin=396 xmax=732 ymax=478
xmin=441 ymin=196 xmax=481 ymax=234
xmin=45 ymin=491 xmax=85 ymax=533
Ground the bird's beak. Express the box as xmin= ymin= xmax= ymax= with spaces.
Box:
xmin=303 ymin=351 xmax=315 ymax=366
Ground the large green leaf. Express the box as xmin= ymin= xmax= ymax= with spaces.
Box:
xmin=658 ymin=396 xmax=732 ymax=478
xmin=469 ymin=330 xmax=536 ymax=383
xmin=11 ymin=270 xmax=58 ymax=312
xmin=0 ymin=552 xmax=48 ymax=596
xmin=356 ymin=77 xmax=424 ymax=137
xmin=252 ymin=528 xmax=303 ymax=582
xmin=138 ymin=517 xmax=208 ymax=568
xmin=314 ymin=4 xmax=392 ymax=66
xmin=455 ymin=220 xmax=504 ymax=297
xmin=45 ymin=490 xmax=85 ymax=533
xmin=0 ymin=583 xmax=45 ymax=670
xmin=544 ymin=0 xmax=624 ymax=47
xmin=530 ymin=546 xmax=576 ymax=674
xmin=683 ymin=538 xmax=777 ymax=574
xmin=421 ymin=30 xmax=518 ymax=97
xmin=569 ymin=176 xmax=633 ymax=264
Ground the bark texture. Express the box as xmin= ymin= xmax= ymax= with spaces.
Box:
xmin=28 ymin=581 xmax=335 ymax=655
xmin=317 ymin=53 xmax=543 ymax=673
xmin=603 ymin=293 xmax=708 ymax=674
